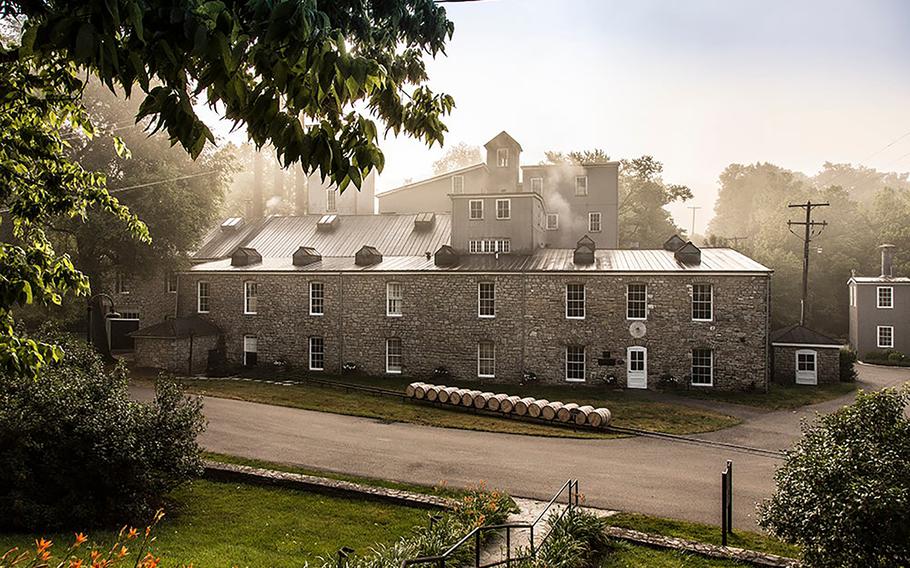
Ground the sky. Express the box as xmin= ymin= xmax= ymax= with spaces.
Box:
xmin=206 ymin=0 xmax=910 ymax=230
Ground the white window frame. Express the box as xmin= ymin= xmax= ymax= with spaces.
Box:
xmin=386 ymin=338 xmax=402 ymax=374
xmin=588 ymin=211 xmax=602 ymax=232
xmin=197 ymin=281 xmax=210 ymax=313
xmin=116 ymin=272 xmax=130 ymax=295
xmin=496 ymin=199 xmax=511 ymax=220
xmin=692 ymin=283 xmax=714 ymax=322
xmin=469 ymin=199 xmax=484 ymax=220
xmin=243 ymin=281 xmax=258 ymax=315
xmin=326 ymin=189 xmax=337 ymax=213
xmin=691 ymin=348 xmax=714 ymax=386
xmin=477 ymin=341 xmax=495 ymax=378
xmin=478 ymin=282 xmax=496 ymax=318
xmin=309 ymin=336 xmax=325 ymax=371
xmin=497 ymin=148 xmax=509 ymax=168
xmin=575 ymin=176 xmax=588 ymax=196
xmin=565 ymin=345 xmax=586 ymax=382
xmin=167 ymin=274 xmax=178 ymax=294
xmin=386 ymin=282 xmax=403 ymax=317
xmin=242 ymin=335 xmax=258 ymax=367
xmin=546 ymin=213 xmax=559 ymax=230
xmin=877 ymin=325 xmax=894 ymax=349
xmin=530 ymin=177 xmax=543 ymax=192
xmin=565 ymin=283 xmax=586 ymax=320
xmin=309 ymin=281 xmax=325 ymax=316
xmin=452 ymin=175 xmax=465 ymax=194
xmin=877 ymin=286 xmax=893 ymax=309
xmin=626 ymin=283 xmax=648 ymax=320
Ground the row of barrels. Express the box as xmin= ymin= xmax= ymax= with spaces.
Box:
xmin=405 ymin=382 xmax=612 ymax=428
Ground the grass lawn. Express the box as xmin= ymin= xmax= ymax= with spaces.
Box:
xmin=674 ymin=381 xmax=857 ymax=410
xmin=156 ymin=372 xmax=740 ymax=436
xmin=0 ymin=479 xmax=431 ymax=567
xmin=602 ymin=539 xmax=749 ymax=567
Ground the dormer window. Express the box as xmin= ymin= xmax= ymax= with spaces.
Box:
xmin=575 ymin=176 xmax=588 ymax=196
xmin=452 ymin=175 xmax=464 ymax=194
xmin=497 ymin=148 xmax=509 ymax=168
xmin=530 ymin=177 xmax=543 ymax=192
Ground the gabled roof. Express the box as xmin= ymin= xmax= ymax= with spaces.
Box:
xmin=378 ymin=163 xmax=486 ymax=197
xmin=770 ymin=325 xmax=841 ymax=347
xmin=484 ymin=131 xmax=523 ymax=151
xmin=130 ymin=316 xmax=221 ymax=339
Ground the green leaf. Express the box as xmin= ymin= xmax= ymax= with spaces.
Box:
xmin=19 ymin=25 xmax=37 ymax=58
xmin=75 ymin=24 xmax=94 ymax=60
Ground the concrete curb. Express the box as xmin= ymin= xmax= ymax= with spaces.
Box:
xmin=203 ymin=460 xmax=455 ymax=511
xmin=604 ymin=526 xmax=800 ymax=567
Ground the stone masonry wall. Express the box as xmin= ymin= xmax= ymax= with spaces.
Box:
xmin=175 ymin=271 xmax=770 ymax=390
xmin=134 ymin=335 xmax=218 ymax=374
xmin=772 ymin=345 xmax=840 ymax=385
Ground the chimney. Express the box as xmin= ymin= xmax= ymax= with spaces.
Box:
xmin=880 ymin=244 xmax=896 ymax=278
xmin=252 ymin=150 xmax=264 ymax=218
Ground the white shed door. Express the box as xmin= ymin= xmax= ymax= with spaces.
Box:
xmin=795 ymin=350 xmax=818 ymax=385
xmin=627 ymin=347 xmax=648 ymax=389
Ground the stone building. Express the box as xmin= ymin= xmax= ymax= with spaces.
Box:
xmin=848 ymin=244 xmax=910 ymax=359
xmin=770 ymin=325 xmax=841 ymax=385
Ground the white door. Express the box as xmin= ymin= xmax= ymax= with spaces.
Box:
xmin=795 ymin=350 xmax=818 ymax=385
xmin=627 ymin=347 xmax=647 ymax=389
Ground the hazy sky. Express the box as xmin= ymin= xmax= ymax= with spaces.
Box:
xmin=204 ymin=0 xmax=910 ymax=229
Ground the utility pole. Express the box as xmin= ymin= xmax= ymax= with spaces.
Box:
xmin=787 ymin=200 xmax=829 ymax=326
xmin=687 ymin=206 xmax=702 ymax=239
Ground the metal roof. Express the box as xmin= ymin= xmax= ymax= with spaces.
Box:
xmin=849 ymin=276 xmax=910 ymax=284
xmin=192 ymin=214 xmax=452 ymax=261
xmin=188 ymin=247 xmax=771 ymax=274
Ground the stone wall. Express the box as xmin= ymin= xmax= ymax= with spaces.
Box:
xmin=772 ymin=345 xmax=840 ymax=385
xmin=175 ymin=270 xmax=770 ymax=390
xmin=134 ymin=335 xmax=218 ymax=374
xmin=108 ymin=270 xmax=177 ymax=327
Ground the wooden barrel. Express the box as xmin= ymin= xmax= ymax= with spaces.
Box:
xmin=426 ymin=385 xmax=443 ymax=402
xmin=556 ymin=403 xmax=579 ymax=422
xmin=513 ymin=397 xmax=536 ymax=416
xmin=461 ymin=390 xmax=482 ymax=407
xmin=541 ymin=401 xmax=563 ymax=421
xmin=528 ymin=399 xmax=550 ymax=418
xmin=486 ymin=393 xmax=509 ymax=411
xmin=587 ymin=408 xmax=612 ymax=428
xmin=449 ymin=389 xmax=468 ymax=405
xmin=414 ymin=383 xmax=433 ymax=399
xmin=573 ymin=405 xmax=596 ymax=426
xmin=474 ymin=392 xmax=495 ymax=409
xmin=405 ymin=382 xmax=424 ymax=398
xmin=438 ymin=386 xmax=458 ymax=403
xmin=499 ymin=396 xmax=522 ymax=414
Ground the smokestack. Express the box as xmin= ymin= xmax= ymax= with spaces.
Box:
xmin=252 ymin=151 xmax=264 ymax=218
xmin=880 ymin=244 xmax=896 ymax=278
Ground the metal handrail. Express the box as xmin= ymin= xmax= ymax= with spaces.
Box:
xmin=400 ymin=479 xmax=579 ymax=568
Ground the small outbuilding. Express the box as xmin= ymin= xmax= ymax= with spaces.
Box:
xmin=130 ymin=316 xmax=222 ymax=375
xmin=770 ymin=325 xmax=842 ymax=385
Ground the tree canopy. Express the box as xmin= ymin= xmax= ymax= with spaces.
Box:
xmin=431 ymin=141 xmax=481 ymax=174
xmin=0 ymin=0 xmax=455 ymax=375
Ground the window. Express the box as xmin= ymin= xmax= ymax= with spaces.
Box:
xmin=478 ymin=282 xmax=496 ymax=318
xmin=546 ymin=213 xmax=559 ymax=230
xmin=309 ymin=336 xmax=325 ymax=370
xmin=244 ymin=281 xmax=258 ymax=314
xmin=118 ymin=310 xmax=140 ymax=320
xmin=566 ymin=283 xmax=585 ymax=319
xmin=497 ymin=148 xmax=509 ymax=167
xmin=627 ymin=283 xmax=647 ymax=320
xmin=565 ymin=346 xmax=586 ymax=382
xmin=692 ymin=284 xmax=713 ymax=321
xmin=530 ymin=177 xmax=543 ymax=192
xmin=469 ymin=199 xmax=483 ymax=220
xmin=243 ymin=335 xmax=258 ymax=367
xmin=326 ymin=189 xmax=337 ymax=212
xmin=197 ymin=281 xmax=210 ymax=313
xmin=691 ymin=348 xmax=713 ymax=386
xmin=469 ymin=239 xmax=511 ymax=254
xmin=588 ymin=212 xmax=602 ymax=232
xmin=877 ymin=286 xmax=893 ymax=309
xmin=877 ymin=326 xmax=894 ymax=349
xmin=386 ymin=338 xmax=402 ymax=374
xmin=575 ymin=176 xmax=588 ymax=196
xmin=310 ymin=281 xmax=325 ymax=315
xmin=478 ymin=341 xmax=495 ymax=378
xmin=452 ymin=175 xmax=464 ymax=194
xmin=496 ymin=199 xmax=511 ymax=220
xmin=387 ymin=282 xmax=402 ymax=316
xmin=115 ymin=272 xmax=130 ymax=294
xmin=167 ymin=273 xmax=177 ymax=293
xmin=796 ymin=351 xmax=816 ymax=372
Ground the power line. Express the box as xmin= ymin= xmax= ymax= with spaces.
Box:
xmin=820 ymin=128 xmax=910 ymax=189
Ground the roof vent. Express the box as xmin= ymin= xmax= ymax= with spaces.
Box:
xmin=221 ymin=217 xmax=245 ymax=232
xmin=317 ymin=214 xmax=339 ymax=231
xmin=231 ymin=247 xmax=262 ymax=267
xmin=355 ymin=245 xmax=382 ymax=266
xmin=293 ymin=246 xmax=322 ymax=267
xmin=434 ymin=244 xmax=460 ymax=267
xmin=414 ymin=212 xmax=436 ymax=231
xmin=674 ymin=242 xmax=702 ymax=265
xmin=574 ymin=235 xmax=596 ymax=265
xmin=663 ymin=234 xmax=686 ymax=252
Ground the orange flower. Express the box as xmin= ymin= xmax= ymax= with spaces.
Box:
xmin=126 ymin=528 xmax=139 ymax=540
xmin=90 ymin=550 xmax=101 ymax=561
xmin=74 ymin=533 xmax=88 ymax=546
xmin=35 ymin=538 xmax=52 ymax=553
xmin=117 ymin=546 xmax=128 ymax=559
xmin=69 ymin=559 xmax=84 ymax=568
xmin=39 ymin=550 xmax=51 ymax=562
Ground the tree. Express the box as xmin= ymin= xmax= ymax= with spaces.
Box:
xmin=0 ymin=0 xmax=455 ymax=375
xmin=432 ymin=141 xmax=481 ymax=174
xmin=758 ymin=388 xmax=910 ymax=567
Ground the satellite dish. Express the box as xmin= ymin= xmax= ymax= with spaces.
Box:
xmin=629 ymin=321 xmax=646 ymax=338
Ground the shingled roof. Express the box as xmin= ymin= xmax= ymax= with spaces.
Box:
xmin=130 ymin=316 xmax=221 ymax=339
xmin=770 ymin=325 xmax=841 ymax=347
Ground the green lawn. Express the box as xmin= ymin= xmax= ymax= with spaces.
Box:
xmin=162 ymin=373 xmax=740 ymax=436
xmin=675 ymin=381 xmax=857 ymax=410
xmin=602 ymin=539 xmax=748 ymax=567
xmin=0 ymin=479 xmax=431 ymax=567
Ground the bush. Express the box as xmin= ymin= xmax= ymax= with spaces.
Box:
xmin=0 ymin=329 xmax=205 ymax=531
xmin=839 ymin=348 xmax=858 ymax=382
xmin=516 ymin=509 xmax=610 ymax=568
xmin=758 ymin=388 xmax=910 ymax=567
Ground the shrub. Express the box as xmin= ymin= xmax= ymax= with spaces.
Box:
xmin=0 ymin=329 xmax=205 ymax=531
xmin=839 ymin=348 xmax=858 ymax=382
xmin=515 ymin=509 xmax=610 ymax=568
xmin=758 ymin=387 xmax=910 ymax=567
xmin=451 ymin=483 xmax=519 ymax=528
xmin=887 ymin=351 xmax=905 ymax=363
